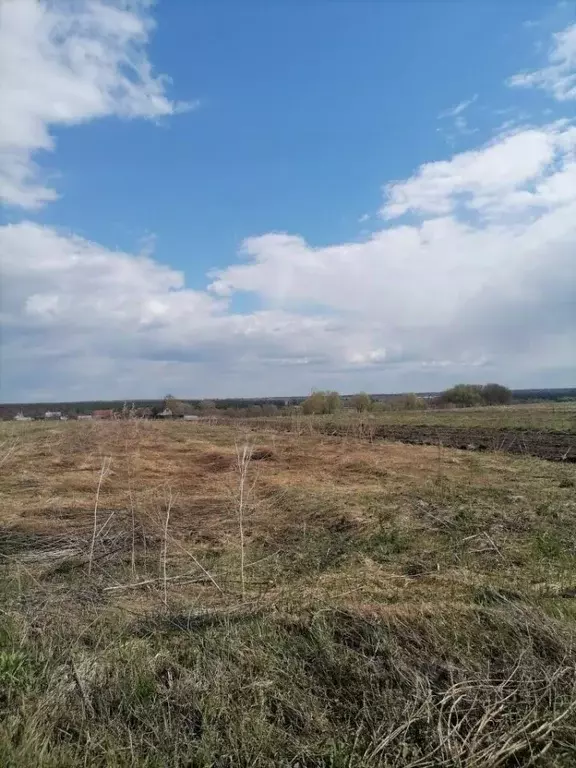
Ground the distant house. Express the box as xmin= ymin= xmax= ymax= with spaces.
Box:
xmin=77 ymin=414 xmax=93 ymax=420
xmin=183 ymin=414 xmax=200 ymax=421
xmin=158 ymin=408 xmax=173 ymax=418
xmin=14 ymin=411 xmax=32 ymax=422
xmin=44 ymin=411 xmax=62 ymax=420
xmin=92 ymin=409 xmax=115 ymax=420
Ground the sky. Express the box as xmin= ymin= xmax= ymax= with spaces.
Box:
xmin=0 ymin=0 xmax=575 ymax=402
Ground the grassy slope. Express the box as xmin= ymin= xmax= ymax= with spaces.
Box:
xmin=1 ymin=418 xmax=576 ymax=766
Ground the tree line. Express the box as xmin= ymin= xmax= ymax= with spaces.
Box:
xmin=299 ymin=383 xmax=512 ymax=414
xmin=0 ymin=383 xmax=520 ymax=420
xmin=436 ymin=383 xmax=512 ymax=407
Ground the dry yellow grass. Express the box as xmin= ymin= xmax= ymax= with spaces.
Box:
xmin=1 ymin=419 xmax=575 ymax=613
xmin=2 ymin=419 xmax=576 ymax=766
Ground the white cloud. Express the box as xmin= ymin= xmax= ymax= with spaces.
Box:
xmin=509 ymin=22 xmax=576 ymax=101
xmin=2 ymin=119 xmax=576 ymax=398
xmin=381 ymin=124 xmax=576 ymax=219
xmin=439 ymin=94 xmax=478 ymax=119
xmin=437 ymin=95 xmax=478 ymax=141
xmin=209 ymin=123 xmax=576 ymax=390
xmin=0 ymin=0 xmax=190 ymax=208
xmin=1 ymin=222 xmax=390 ymax=398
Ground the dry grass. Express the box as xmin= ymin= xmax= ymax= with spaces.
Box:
xmin=283 ymin=401 xmax=576 ymax=431
xmin=1 ymin=419 xmax=576 ymax=765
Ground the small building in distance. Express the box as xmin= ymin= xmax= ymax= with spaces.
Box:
xmin=92 ymin=409 xmax=115 ymax=420
xmin=44 ymin=411 xmax=62 ymax=420
xmin=158 ymin=408 xmax=173 ymax=418
xmin=14 ymin=411 xmax=32 ymax=421
xmin=183 ymin=414 xmax=200 ymax=421
xmin=77 ymin=414 xmax=93 ymax=420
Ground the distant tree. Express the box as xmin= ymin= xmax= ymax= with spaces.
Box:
xmin=301 ymin=390 xmax=341 ymax=415
xmin=325 ymin=391 xmax=341 ymax=414
xmin=351 ymin=392 xmax=372 ymax=412
xmin=390 ymin=393 xmax=426 ymax=410
xmin=404 ymin=393 xmax=426 ymax=410
xmin=438 ymin=384 xmax=484 ymax=408
xmin=481 ymin=383 xmax=512 ymax=406
xmin=369 ymin=400 xmax=389 ymax=413
xmin=302 ymin=391 xmax=327 ymax=415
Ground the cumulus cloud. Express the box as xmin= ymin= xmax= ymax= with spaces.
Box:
xmin=211 ymin=122 xmax=576 ymax=387
xmin=3 ymin=118 xmax=576 ymax=398
xmin=509 ymin=23 xmax=576 ymax=101
xmin=0 ymin=0 xmax=189 ymax=208
xmin=381 ymin=124 xmax=576 ymax=219
xmin=1 ymin=222 xmax=389 ymax=398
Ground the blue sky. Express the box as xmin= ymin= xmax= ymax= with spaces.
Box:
xmin=1 ymin=0 xmax=575 ymax=401
xmin=28 ymin=1 xmax=564 ymax=267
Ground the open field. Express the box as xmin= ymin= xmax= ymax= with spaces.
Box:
xmin=247 ymin=421 xmax=576 ymax=462
xmin=284 ymin=402 xmax=576 ymax=431
xmin=372 ymin=402 xmax=576 ymax=431
xmin=244 ymin=403 xmax=576 ymax=462
xmin=1 ymin=417 xmax=576 ymax=766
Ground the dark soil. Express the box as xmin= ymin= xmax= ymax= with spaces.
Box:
xmin=331 ymin=424 xmax=576 ymax=462
xmin=246 ymin=419 xmax=575 ymax=462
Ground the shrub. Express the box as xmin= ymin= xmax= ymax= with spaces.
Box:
xmin=301 ymin=391 xmax=341 ymax=415
xmin=261 ymin=404 xmax=278 ymax=417
xmin=350 ymin=392 xmax=372 ymax=412
xmin=163 ymin=397 xmax=194 ymax=416
xmin=481 ymin=383 xmax=512 ymax=405
xmin=325 ymin=391 xmax=341 ymax=414
xmin=438 ymin=384 xmax=484 ymax=407
xmin=437 ymin=383 xmax=512 ymax=408
xmin=390 ymin=393 xmax=426 ymax=410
